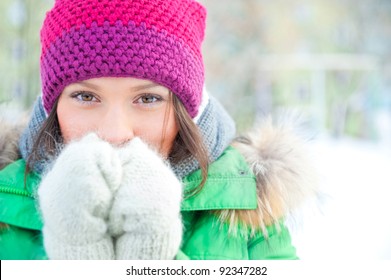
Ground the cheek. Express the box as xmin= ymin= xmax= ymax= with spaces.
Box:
xmin=57 ymin=102 xmax=93 ymax=144
xmin=133 ymin=111 xmax=178 ymax=156
xmin=161 ymin=117 xmax=178 ymax=156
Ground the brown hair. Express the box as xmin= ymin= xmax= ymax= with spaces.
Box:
xmin=26 ymin=94 xmax=209 ymax=196
xmin=25 ymin=98 xmax=61 ymax=177
xmin=170 ymin=94 xmax=209 ymax=196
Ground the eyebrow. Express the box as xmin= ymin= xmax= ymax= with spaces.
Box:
xmin=75 ymin=81 xmax=101 ymax=90
xmin=74 ymin=81 xmax=163 ymax=92
xmin=131 ymin=82 xmax=164 ymax=92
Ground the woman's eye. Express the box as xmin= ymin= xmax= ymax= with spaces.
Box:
xmin=71 ymin=92 xmax=97 ymax=103
xmin=79 ymin=93 xmax=94 ymax=102
xmin=137 ymin=94 xmax=162 ymax=105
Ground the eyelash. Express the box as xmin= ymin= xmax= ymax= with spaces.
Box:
xmin=70 ymin=91 xmax=164 ymax=107
xmin=134 ymin=94 xmax=163 ymax=106
xmin=70 ymin=91 xmax=98 ymax=104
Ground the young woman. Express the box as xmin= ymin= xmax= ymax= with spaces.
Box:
xmin=0 ymin=0 xmax=318 ymax=260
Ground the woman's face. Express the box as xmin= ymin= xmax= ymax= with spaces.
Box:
xmin=57 ymin=77 xmax=178 ymax=157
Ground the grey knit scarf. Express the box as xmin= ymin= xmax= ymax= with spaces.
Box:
xmin=19 ymin=96 xmax=236 ymax=179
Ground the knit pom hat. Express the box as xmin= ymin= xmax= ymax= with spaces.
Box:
xmin=40 ymin=0 xmax=206 ymax=118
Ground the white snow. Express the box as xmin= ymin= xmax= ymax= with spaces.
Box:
xmin=290 ymin=137 xmax=391 ymax=259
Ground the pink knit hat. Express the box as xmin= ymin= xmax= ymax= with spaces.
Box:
xmin=40 ymin=0 xmax=206 ymax=118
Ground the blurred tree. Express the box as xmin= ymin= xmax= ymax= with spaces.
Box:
xmin=0 ymin=0 xmax=52 ymax=108
xmin=199 ymin=0 xmax=390 ymax=139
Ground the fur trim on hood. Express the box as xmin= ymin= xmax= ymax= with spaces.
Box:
xmin=217 ymin=115 xmax=320 ymax=238
xmin=0 ymin=117 xmax=27 ymax=170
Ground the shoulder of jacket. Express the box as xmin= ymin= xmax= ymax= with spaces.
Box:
xmin=0 ymin=116 xmax=28 ymax=170
xmin=0 ymin=159 xmax=42 ymax=230
xmin=213 ymin=115 xmax=320 ymax=238
xmin=182 ymin=146 xmax=258 ymax=211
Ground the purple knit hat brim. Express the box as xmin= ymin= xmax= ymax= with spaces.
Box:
xmin=41 ymin=21 xmax=204 ymax=117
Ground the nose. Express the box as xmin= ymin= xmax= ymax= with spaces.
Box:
xmin=96 ymin=107 xmax=134 ymax=146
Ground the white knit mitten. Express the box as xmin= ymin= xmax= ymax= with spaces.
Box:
xmin=38 ymin=134 xmax=122 ymax=259
xmin=109 ymin=138 xmax=183 ymax=259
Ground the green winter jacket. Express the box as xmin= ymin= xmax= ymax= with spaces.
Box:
xmin=0 ymin=146 xmax=298 ymax=260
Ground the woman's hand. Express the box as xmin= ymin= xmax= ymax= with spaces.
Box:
xmin=38 ymin=133 xmax=122 ymax=259
xmin=109 ymin=138 xmax=183 ymax=259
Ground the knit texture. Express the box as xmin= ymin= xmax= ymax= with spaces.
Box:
xmin=18 ymin=97 xmax=50 ymax=174
xmin=38 ymin=134 xmax=122 ymax=259
xmin=109 ymin=138 xmax=183 ymax=259
xmin=38 ymin=134 xmax=183 ymax=259
xmin=172 ymin=95 xmax=236 ymax=179
xmin=40 ymin=0 xmax=206 ymax=117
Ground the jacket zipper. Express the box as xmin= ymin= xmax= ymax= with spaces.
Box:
xmin=0 ymin=186 xmax=34 ymax=198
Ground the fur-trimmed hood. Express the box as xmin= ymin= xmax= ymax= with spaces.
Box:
xmin=0 ymin=117 xmax=27 ymax=170
xmin=218 ymin=116 xmax=319 ymax=237
xmin=0 ymin=115 xmax=319 ymax=237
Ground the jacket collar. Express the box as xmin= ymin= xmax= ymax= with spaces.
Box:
xmin=181 ymin=146 xmax=257 ymax=211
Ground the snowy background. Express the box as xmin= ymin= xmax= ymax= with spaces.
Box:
xmin=290 ymin=135 xmax=391 ymax=260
